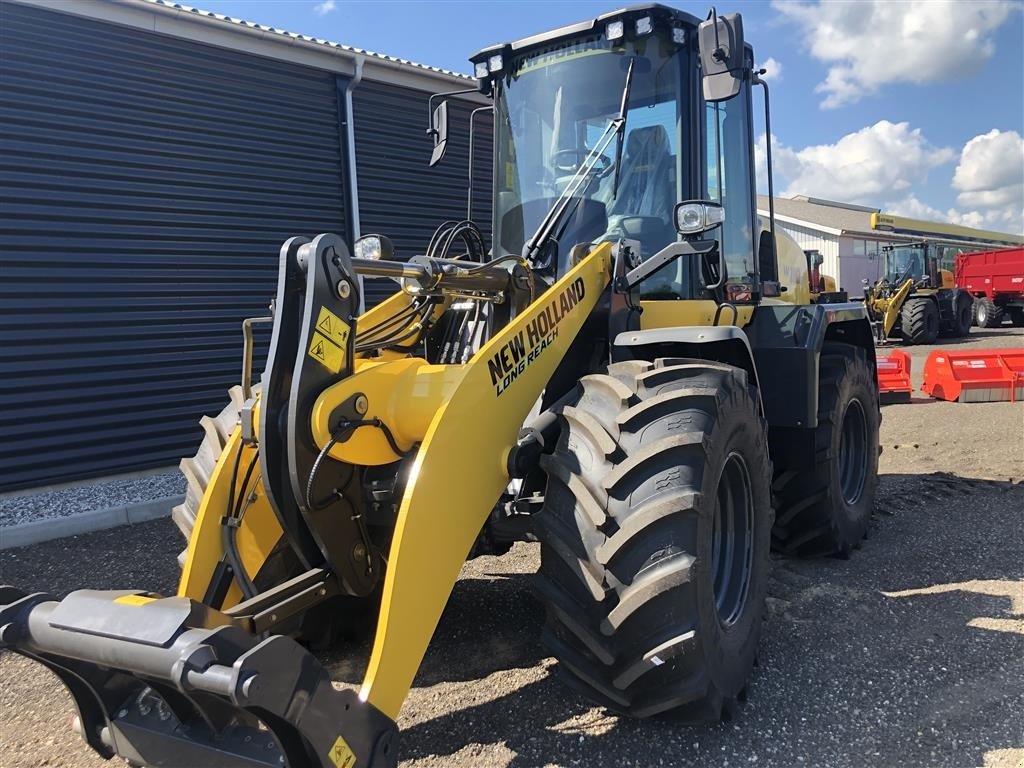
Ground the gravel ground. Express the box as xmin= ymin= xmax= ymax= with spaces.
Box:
xmin=0 ymin=469 xmax=184 ymax=527
xmin=2 ymin=327 xmax=1022 ymax=768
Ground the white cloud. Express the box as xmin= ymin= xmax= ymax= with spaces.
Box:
xmin=756 ymin=120 xmax=955 ymax=203
xmin=883 ymin=195 xmax=985 ymax=229
xmin=758 ymin=57 xmax=783 ymax=82
xmin=952 ymin=129 xmax=1024 ymax=226
xmin=774 ymin=1 xmax=1018 ymax=108
xmin=314 ymin=0 xmax=336 ymax=15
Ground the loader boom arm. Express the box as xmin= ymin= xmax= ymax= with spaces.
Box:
xmin=359 ymin=242 xmax=613 ymax=717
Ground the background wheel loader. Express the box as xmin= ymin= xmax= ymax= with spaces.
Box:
xmin=1 ymin=6 xmax=880 ymax=766
xmin=863 ymin=239 xmax=974 ymax=345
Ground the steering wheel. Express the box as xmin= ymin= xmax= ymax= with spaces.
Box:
xmin=552 ymin=148 xmax=613 ymax=179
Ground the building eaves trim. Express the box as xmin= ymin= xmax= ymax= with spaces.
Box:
xmin=757 ymin=210 xmax=843 ymax=237
xmin=11 ymin=0 xmax=478 ymax=92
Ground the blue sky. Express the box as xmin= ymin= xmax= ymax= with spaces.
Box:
xmin=195 ymin=0 xmax=1023 ymax=233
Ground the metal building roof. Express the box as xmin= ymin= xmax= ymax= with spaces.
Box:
xmin=757 ymin=195 xmax=877 ymax=236
xmin=13 ymin=0 xmax=477 ymax=91
xmin=140 ymin=0 xmax=474 ymax=80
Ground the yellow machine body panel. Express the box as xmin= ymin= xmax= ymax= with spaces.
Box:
xmin=359 ymin=242 xmax=614 ymax=719
xmin=639 ymin=299 xmax=755 ymax=329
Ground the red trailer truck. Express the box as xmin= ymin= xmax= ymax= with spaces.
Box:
xmin=956 ymin=246 xmax=1024 ymax=328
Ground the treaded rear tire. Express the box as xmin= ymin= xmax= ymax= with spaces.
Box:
xmin=975 ymin=297 xmax=1003 ymax=328
xmin=772 ymin=343 xmax=879 ymax=557
xmin=534 ymin=358 xmax=773 ymax=721
xmin=953 ymin=293 xmax=973 ymax=337
xmin=900 ymin=298 xmax=939 ymax=345
xmin=171 ymin=386 xmax=244 ymax=568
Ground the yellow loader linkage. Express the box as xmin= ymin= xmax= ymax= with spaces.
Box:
xmin=1 ymin=236 xmax=615 ymax=767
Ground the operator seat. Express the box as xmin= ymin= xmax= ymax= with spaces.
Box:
xmin=607 ymin=124 xmax=677 ymax=260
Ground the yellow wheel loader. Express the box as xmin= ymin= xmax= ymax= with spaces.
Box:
xmin=804 ymin=249 xmax=844 ymax=303
xmin=1 ymin=7 xmax=880 ymax=767
xmin=862 ymin=240 xmax=974 ymax=345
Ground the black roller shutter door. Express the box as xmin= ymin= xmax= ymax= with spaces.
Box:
xmin=352 ymin=80 xmax=492 ymax=307
xmin=0 ymin=2 xmax=348 ymax=490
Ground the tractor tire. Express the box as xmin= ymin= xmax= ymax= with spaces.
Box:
xmin=534 ymin=359 xmax=773 ymax=721
xmin=171 ymin=386 xmax=379 ymax=644
xmin=953 ymin=293 xmax=973 ymax=337
xmin=171 ymin=385 xmax=245 ymax=568
xmin=975 ymin=297 xmax=1003 ymax=328
xmin=772 ymin=343 xmax=879 ymax=557
xmin=1009 ymin=308 xmax=1024 ymax=327
xmin=900 ymin=298 xmax=939 ymax=345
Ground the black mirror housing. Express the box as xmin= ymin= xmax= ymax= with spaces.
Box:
xmin=428 ymin=101 xmax=449 ymax=167
xmin=698 ymin=11 xmax=746 ymax=102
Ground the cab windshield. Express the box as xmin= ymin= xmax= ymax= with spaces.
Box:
xmin=492 ymin=33 xmax=685 ymax=286
xmin=885 ymin=246 xmax=925 ymax=282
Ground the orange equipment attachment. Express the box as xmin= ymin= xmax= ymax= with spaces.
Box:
xmin=876 ymin=349 xmax=913 ymax=403
xmin=922 ymin=348 xmax=1024 ymax=403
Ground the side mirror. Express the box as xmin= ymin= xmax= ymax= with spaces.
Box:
xmin=698 ymin=11 xmax=746 ymax=102
xmin=675 ymin=200 xmax=725 ymax=237
xmin=353 ymin=234 xmax=395 ymax=262
xmin=428 ymin=101 xmax=449 ymax=167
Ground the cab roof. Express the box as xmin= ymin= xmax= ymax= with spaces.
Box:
xmin=469 ymin=3 xmax=702 ymax=66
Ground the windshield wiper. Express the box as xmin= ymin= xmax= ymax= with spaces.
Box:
xmin=523 ymin=57 xmax=636 ymax=265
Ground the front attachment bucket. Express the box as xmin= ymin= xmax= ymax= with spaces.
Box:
xmin=922 ymin=348 xmax=1024 ymax=402
xmin=876 ymin=349 xmax=913 ymax=404
xmin=0 ymin=586 xmax=397 ymax=768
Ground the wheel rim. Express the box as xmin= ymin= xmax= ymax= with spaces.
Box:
xmin=711 ymin=452 xmax=754 ymax=627
xmin=838 ymin=398 xmax=868 ymax=505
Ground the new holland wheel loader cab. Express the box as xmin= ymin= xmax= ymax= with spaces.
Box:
xmin=863 ymin=239 xmax=973 ymax=345
xmin=1 ymin=6 xmax=880 ymax=767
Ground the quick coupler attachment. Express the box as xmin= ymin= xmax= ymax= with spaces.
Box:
xmin=0 ymin=586 xmax=398 ymax=767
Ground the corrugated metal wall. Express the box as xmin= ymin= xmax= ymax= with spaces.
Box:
xmin=0 ymin=3 xmax=493 ymax=492
xmin=775 ymin=222 xmax=841 ymax=286
xmin=0 ymin=2 xmax=350 ymax=490
xmin=354 ymin=80 xmax=493 ymax=306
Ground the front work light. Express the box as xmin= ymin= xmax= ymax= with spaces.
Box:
xmin=606 ymin=20 xmax=624 ymax=41
xmin=488 ymin=54 xmax=503 ymax=72
xmin=635 ymin=16 xmax=653 ymax=35
xmin=474 ymin=61 xmax=489 ymax=78
xmin=675 ymin=201 xmax=725 ymax=236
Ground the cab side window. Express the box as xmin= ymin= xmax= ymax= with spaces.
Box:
xmin=704 ymin=94 xmax=755 ymax=284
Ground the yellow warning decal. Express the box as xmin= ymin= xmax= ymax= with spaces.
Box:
xmin=114 ymin=594 xmax=158 ymax=607
xmin=327 ymin=734 xmax=356 ymax=768
xmin=308 ymin=332 xmax=344 ymax=374
xmin=316 ymin=306 xmax=350 ymax=348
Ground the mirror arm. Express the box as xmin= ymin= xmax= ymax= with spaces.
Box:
xmin=753 ymin=70 xmax=777 ymax=291
xmin=467 ymin=106 xmax=494 ymax=220
xmin=615 ymin=240 xmax=718 ymax=293
xmin=426 ymin=88 xmax=478 ymax=138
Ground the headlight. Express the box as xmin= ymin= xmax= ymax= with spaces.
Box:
xmin=675 ymin=201 xmax=726 ymax=235
xmin=353 ymin=234 xmax=395 ymax=261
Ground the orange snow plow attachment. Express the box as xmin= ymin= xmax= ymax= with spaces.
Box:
xmin=876 ymin=349 xmax=913 ymax=403
xmin=922 ymin=348 xmax=1024 ymax=403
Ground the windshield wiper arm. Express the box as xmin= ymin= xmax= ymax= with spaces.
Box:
xmin=523 ymin=57 xmax=637 ymax=264
xmin=612 ymin=57 xmax=636 ymax=199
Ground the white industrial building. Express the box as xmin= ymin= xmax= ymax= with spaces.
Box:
xmin=756 ymin=195 xmax=1023 ymax=292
